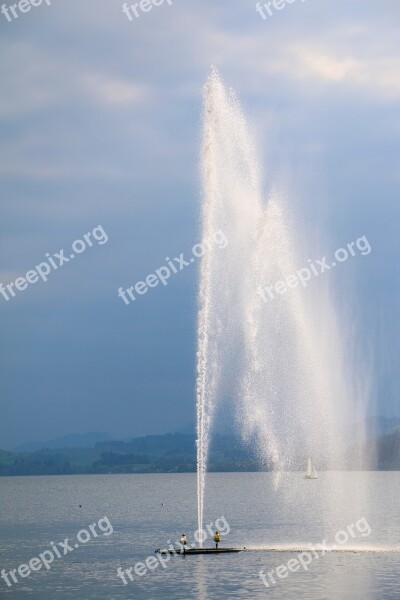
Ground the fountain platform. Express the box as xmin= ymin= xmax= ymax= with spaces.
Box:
xmin=155 ymin=547 xmax=244 ymax=555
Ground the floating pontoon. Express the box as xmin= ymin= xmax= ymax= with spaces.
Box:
xmin=155 ymin=547 xmax=244 ymax=555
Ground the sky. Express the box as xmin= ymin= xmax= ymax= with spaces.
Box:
xmin=0 ymin=0 xmax=399 ymax=449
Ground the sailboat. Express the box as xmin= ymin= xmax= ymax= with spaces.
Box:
xmin=304 ymin=458 xmax=318 ymax=479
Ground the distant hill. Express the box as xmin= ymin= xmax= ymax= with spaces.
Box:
xmin=365 ymin=416 xmax=400 ymax=439
xmin=367 ymin=428 xmax=400 ymax=470
xmin=2 ymin=428 xmax=400 ymax=476
xmin=14 ymin=418 xmax=398 ymax=454
xmin=1 ymin=433 xmax=260 ymax=476
xmin=13 ymin=432 xmax=113 ymax=453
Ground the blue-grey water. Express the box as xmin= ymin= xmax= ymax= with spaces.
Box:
xmin=0 ymin=473 xmax=399 ymax=599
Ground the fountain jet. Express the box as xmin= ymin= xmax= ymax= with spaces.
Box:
xmin=196 ymin=67 xmax=367 ymax=543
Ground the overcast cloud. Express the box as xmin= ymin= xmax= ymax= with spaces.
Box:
xmin=0 ymin=0 xmax=399 ymax=448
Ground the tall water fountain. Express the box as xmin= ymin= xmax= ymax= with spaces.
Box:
xmin=196 ymin=67 xmax=367 ymax=543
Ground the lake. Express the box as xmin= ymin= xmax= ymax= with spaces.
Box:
xmin=0 ymin=472 xmax=399 ymax=599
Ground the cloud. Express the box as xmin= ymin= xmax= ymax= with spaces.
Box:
xmin=0 ymin=0 xmax=399 ymax=446
xmin=0 ymin=40 xmax=151 ymax=118
xmin=262 ymin=43 xmax=400 ymax=101
xmin=78 ymin=72 xmax=150 ymax=107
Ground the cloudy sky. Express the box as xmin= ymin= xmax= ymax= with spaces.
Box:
xmin=1 ymin=0 xmax=399 ymax=449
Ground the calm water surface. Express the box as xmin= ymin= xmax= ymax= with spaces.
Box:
xmin=0 ymin=472 xmax=399 ymax=599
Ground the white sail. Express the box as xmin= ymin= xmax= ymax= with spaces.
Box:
xmin=305 ymin=458 xmax=318 ymax=479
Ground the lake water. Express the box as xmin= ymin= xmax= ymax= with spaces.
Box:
xmin=0 ymin=472 xmax=399 ymax=599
